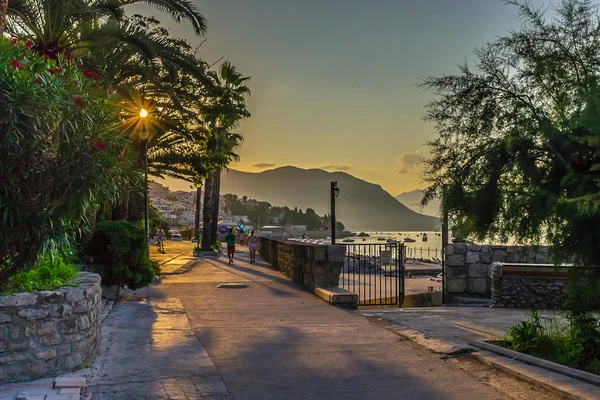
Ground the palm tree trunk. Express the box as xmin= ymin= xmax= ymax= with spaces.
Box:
xmin=111 ymin=189 xmax=130 ymax=220
xmin=194 ymin=185 xmax=202 ymax=241
xmin=209 ymin=168 xmax=222 ymax=245
xmin=201 ymin=172 xmax=215 ymax=250
xmin=0 ymin=0 xmax=8 ymax=35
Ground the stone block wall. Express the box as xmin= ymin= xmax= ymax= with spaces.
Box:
xmin=445 ymin=244 xmax=551 ymax=296
xmin=257 ymin=237 xmax=346 ymax=292
xmin=489 ymin=263 xmax=568 ymax=309
xmin=0 ymin=272 xmax=102 ymax=384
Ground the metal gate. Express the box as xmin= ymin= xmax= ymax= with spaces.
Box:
xmin=339 ymin=242 xmax=405 ymax=307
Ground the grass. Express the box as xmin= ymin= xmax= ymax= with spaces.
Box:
xmin=0 ymin=256 xmax=79 ymax=295
xmin=497 ymin=310 xmax=600 ymax=376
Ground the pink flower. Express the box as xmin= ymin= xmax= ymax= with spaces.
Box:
xmin=12 ymin=60 xmax=22 ymax=70
xmin=44 ymin=54 xmax=50 ymax=60
xmin=48 ymin=68 xmax=58 ymax=74
xmin=74 ymin=97 xmax=86 ymax=108
xmin=25 ymin=40 xmax=33 ymax=51
xmin=10 ymin=34 xmax=19 ymax=45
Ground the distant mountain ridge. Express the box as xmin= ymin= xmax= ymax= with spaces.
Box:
xmin=220 ymin=166 xmax=440 ymax=231
xmin=395 ymin=190 xmax=440 ymax=217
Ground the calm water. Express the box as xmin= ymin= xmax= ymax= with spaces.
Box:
xmin=349 ymin=231 xmax=443 ymax=259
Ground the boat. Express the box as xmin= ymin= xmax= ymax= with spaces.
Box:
xmin=377 ymin=237 xmax=385 ymax=241
xmin=357 ymin=232 xmax=370 ymax=237
xmin=422 ymin=233 xmax=428 ymax=242
xmin=404 ymin=237 xmax=416 ymax=243
xmin=362 ymin=238 xmax=366 ymax=241
xmin=386 ymin=238 xmax=398 ymax=244
xmin=342 ymin=238 xmax=355 ymax=243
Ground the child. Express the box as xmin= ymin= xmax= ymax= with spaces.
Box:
xmin=225 ymin=228 xmax=236 ymax=264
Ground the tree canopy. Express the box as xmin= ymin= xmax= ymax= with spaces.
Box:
xmin=421 ymin=0 xmax=600 ymax=265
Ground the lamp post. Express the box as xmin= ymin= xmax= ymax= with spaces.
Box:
xmin=330 ymin=181 xmax=340 ymax=244
xmin=139 ymin=108 xmax=149 ymax=246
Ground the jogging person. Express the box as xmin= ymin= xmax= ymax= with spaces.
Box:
xmin=246 ymin=230 xmax=257 ymax=264
xmin=225 ymin=228 xmax=236 ymax=264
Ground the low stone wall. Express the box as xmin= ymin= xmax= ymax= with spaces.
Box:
xmin=445 ymin=244 xmax=551 ymax=296
xmin=257 ymin=237 xmax=345 ymax=292
xmin=490 ymin=263 xmax=569 ymax=309
xmin=0 ymin=272 xmax=102 ymax=384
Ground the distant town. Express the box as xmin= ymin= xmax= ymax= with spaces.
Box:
xmin=149 ymin=180 xmax=344 ymax=236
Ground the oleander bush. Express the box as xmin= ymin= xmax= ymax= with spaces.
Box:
xmin=0 ymin=36 xmax=132 ymax=283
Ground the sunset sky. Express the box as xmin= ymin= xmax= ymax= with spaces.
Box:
xmin=132 ymin=0 xmax=545 ymax=195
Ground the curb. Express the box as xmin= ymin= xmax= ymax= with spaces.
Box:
xmin=161 ymin=260 xmax=196 ymax=276
xmin=470 ymin=340 xmax=600 ymax=387
xmin=471 ymin=350 xmax=597 ymax=400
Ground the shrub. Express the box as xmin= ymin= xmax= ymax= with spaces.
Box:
xmin=83 ymin=221 xmax=158 ymax=290
xmin=0 ymin=36 xmax=133 ymax=283
xmin=1 ymin=255 xmax=78 ymax=294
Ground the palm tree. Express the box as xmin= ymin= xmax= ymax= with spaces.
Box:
xmin=200 ymin=62 xmax=251 ymax=249
xmin=6 ymin=0 xmax=206 ymax=59
xmin=0 ymin=0 xmax=8 ymax=34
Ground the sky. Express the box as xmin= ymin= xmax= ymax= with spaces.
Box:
xmin=131 ymin=0 xmax=546 ymax=195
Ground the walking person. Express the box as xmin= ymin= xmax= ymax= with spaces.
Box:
xmin=246 ymin=230 xmax=258 ymax=264
xmin=226 ymin=228 xmax=237 ymax=264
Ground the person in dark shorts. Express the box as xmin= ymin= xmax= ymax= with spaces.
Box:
xmin=225 ymin=228 xmax=236 ymax=264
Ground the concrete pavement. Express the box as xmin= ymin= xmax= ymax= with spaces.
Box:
xmin=117 ymin=245 xmax=557 ymax=400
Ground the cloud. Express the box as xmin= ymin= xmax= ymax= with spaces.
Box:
xmin=318 ymin=164 xmax=351 ymax=171
xmin=251 ymin=162 xmax=277 ymax=169
xmin=396 ymin=150 xmax=426 ymax=174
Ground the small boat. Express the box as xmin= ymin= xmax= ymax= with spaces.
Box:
xmin=342 ymin=238 xmax=355 ymax=243
xmin=422 ymin=233 xmax=428 ymax=242
xmin=362 ymin=238 xmax=366 ymax=241
xmin=377 ymin=237 xmax=385 ymax=241
xmin=404 ymin=237 xmax=416 ymax=243
xmin=386 ymin=239 xmax=398 ymax=244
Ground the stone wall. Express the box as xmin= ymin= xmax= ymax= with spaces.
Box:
xmin=257 ymin=237 xmax=346 ymax=292
xmin=445 ymin=244 xmax=550 ymax=296
xmin=0 ymin=272 xmax=102 ymax=384
xmin=489 ymin=263 xmax=568 ymax=308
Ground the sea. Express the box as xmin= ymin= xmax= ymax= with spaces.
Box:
xmin=350 ymin=231 xmax=443 ymax=260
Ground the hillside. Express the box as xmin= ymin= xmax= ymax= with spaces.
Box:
xmin=395 ymin=190 xmax=440 ymax=217
xmin=220 ymin=167 xmax=440 ymax=231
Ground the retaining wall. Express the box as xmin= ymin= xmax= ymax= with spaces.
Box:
xmin=257 ymin=237 xmax=346 ymax=292
xmin=445 ymin=244 xmax=551 ymax=296
xmin=0 ymin=272 xmax=102 ymax=383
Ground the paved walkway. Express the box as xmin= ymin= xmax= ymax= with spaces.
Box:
xmin=94 ymin=245 xmax=559 ymax=400
xmin=355 ymin=307 xmax=550 ymax=354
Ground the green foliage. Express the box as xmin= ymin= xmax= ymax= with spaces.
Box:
xmin=420 ymin=0 xmax=600 ymax=264
xmin=0 ymin=37 xmax=132 ymax=282
xmin=83 ymin=221 xmax=158 ymax=290
xmin=502 ymin=309 xmax=600 ymax=375
xmin=1 ymin=255 xmax=78 ymax=294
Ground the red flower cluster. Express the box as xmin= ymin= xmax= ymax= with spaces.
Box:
xmin=25 ymin=41 xmax=33 ymax=52
xmin=34 ymin=77 xmax=42 ymax=84
xmin=48 ymin=68 xmax=58 ymax=75
xmin=10 ymin=34 xmax=18 ymax=45
xmin=90 ymin=140 xmax=107 ymax=155
xmin=83 ymin=70 xmax=102 ymax=81
xmin=74 ymin=97 xmax=86 ymax=108
xmin=12 ymin=60 xmax=22 ymax=70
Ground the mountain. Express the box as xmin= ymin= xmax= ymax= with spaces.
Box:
xmin=220 ymin=166 xmax=440 ymax=231
xmin=395 ymin=190 xmax=440 ymax=217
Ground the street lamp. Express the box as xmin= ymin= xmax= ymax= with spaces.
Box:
xmin=330 ymin=181 xmax=339 ymax=244
xmin=139 ymin=108 xmax=149 ymax=248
